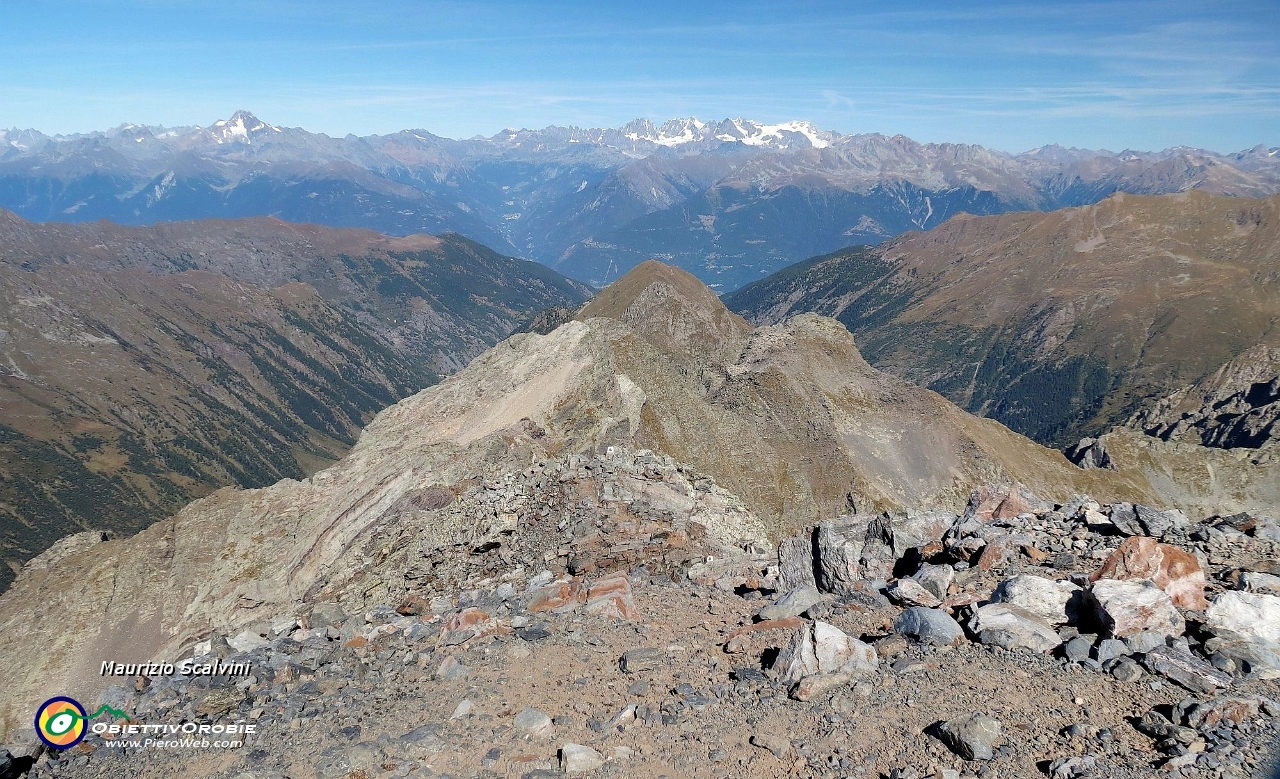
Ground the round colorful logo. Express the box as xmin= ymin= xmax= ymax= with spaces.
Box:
xmin=34 ymin=696 xmax=87 ymax=749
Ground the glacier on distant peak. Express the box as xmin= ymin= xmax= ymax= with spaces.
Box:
xmin=614 ymin=116 xmax=832 ymax=149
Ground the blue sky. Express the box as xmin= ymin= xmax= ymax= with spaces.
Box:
xmin=2 ymin=0 xmax=1277 ymax=152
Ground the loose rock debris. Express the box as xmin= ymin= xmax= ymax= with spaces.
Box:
xmin=15 ymin=456 xmax=1280 ymax=779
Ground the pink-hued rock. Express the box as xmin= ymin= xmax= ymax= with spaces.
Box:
xmin=528 ymin=580 xmax=586 ymax=614
xmin=791 ymin=672 xmax=852 ymax=701
xmin=1090 ymin=536 xmax=1209 ymax=610
xmin=439 ymin=607 xmax=500 ymax=645
xmin=724 ymin=617 xmax=803 ymax=654
xmin=1184 ymin=697 xmax=1262 ymax=731
xmin=726 ymin=617 xmax=805 ymax=640
xmin=583 ymin=573 xmax=641 ymax=621
xmin=967 ymin=484 xmax=1050 ymax=522
xmin=977 ymin=536 xmax=1017 ymax=571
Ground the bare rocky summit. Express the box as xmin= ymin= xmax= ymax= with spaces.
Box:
xmin=1 ymin=262 xmax=1278 ymax=777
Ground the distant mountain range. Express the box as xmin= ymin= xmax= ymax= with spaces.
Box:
xmin=726 ymin=191 xmax=1280 ymax=449
xmin=4 ymin=112 xmax=1278 ymax=290
xmin=0 ymin=211 xmax=589 ymax=590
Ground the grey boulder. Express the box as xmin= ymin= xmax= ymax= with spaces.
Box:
xmin=912 ymin=563 xmax=955 ymax=601
xmin=936 ymin=713 xmax=1004 ymax=760
xmin=894 ymin=607 xmax=964 ymax=647
xmin=757 ymin=585 xmax=823 ymax=621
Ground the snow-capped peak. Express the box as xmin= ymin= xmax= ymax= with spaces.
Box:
xmin=724 ymin=120 xmax=831 ymax=149
xmin=209 ymin=110 xmax=280 ymax=144
xmin=617 ymin=117 xmax=833 ymax=149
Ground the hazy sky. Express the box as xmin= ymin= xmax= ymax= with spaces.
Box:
xmin=2 ymin=0 xmax=1277 ymax=152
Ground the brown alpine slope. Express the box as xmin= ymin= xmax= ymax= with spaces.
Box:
xmin=726 ymin=191 xmax=1280 ymax=447
xmin=0 ymin=261 xmax=1276 ymax=741
xmin=0 ymin=212 xmax=591 ymax=590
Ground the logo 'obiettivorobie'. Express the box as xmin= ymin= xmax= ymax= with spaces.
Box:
xmin=35 ymin=697 xmax=86 ymax=749
xmin=34 ymin=696 xmax=130 ymax=750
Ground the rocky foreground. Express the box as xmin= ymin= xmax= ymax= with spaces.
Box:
xmin=8 ymin=449 xmax=1280 ymax=779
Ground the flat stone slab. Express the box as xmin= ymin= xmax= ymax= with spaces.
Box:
xmin=1142 ymin=646 xmax=1233 ymax=694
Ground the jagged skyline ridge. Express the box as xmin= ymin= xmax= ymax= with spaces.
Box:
xmin=2 ymin=0 xmax=1278 ymax=152
xmin=4 ymin=109 xmax=1279 ymax=292
xmin=4 ymin=108 xmax=1276 ymax=160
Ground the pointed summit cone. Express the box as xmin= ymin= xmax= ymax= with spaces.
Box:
xmin=578 ymin=260 xmax=752 ymax=366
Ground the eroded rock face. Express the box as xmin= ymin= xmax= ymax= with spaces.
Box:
xmin=0 ymin=219 xmax=595 ymax=594
xmin=11 ymin=448 xmax=1280 ymax=777
xmin=1090 ymin=537 xmax=1208 ymax=610
xmin=1129 ymin=345 xmax=1280 ymax=452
